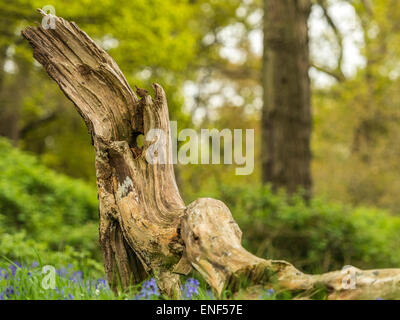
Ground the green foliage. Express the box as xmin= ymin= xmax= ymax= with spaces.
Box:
xmin=1 ymin=138 xmax=399 ymax=299
xmin=3 ymin=135 xmax=400 ymax=278
xmin=0 ymin=0 xmax=213 ymax=182
xmin=0 ymin=233 xmax=104 ymax=276
xmin=0 ymin=137 xmax=100 ymax=261
xmin=0 ymin=260 xmax=135 ymax=300
xmin=312 ymin=0 xmax=400 ymax=212
xmin=215 ymin=184 xmax=400 ymax=274
xmin=0 ymin=258 xmax=285 ymax=300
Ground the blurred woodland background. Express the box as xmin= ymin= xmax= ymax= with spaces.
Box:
xmin=1 ymin=0 xmax=400 ymax=275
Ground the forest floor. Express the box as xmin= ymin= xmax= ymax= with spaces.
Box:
xmin=0 ymin=259 xmax=286 ymax=300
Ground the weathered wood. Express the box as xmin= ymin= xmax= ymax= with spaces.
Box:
xmin=22 ymin=9 xmax=188 ymax=296
xmin=182 ymin=198 xmax=400 ymax=299
xmin=22 ymin=11 xmax=400 ymax=300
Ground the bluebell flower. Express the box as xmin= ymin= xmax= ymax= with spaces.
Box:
xmin=260 ymin=288 xmax=275 ymax=299
xmin=56 ymin=268 xmax=68 ymax=277
xmin=4 ymin=287 xmax=14 ymax=298
xmin=134 ymin=278 xmax=160 ymax=300
xmin=70 ymin=270 xmax=83 ymax=283
xmin=96 ymin=278 xmax=108 ymax=290
xmin=181 ymin=278 xmax=200 ymax=300
xmin=86 ymin=279 xmax=97 ymax=293
xmin=55 ymin=287 xmax=65 ymax=298
xmin=267 ymin=288 xmax=275 ymax=296
xmin=9 ymin=262 xmax=21 ymax=277
xmin=0 ymin=268 xmax=9 ymax=280
xmin=31 ymin=261 xmax=39 ymax=268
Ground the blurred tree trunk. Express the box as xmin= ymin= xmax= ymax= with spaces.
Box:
xmin=262 ymin=0 xmax=312 ymax=198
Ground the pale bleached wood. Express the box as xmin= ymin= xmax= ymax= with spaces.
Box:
xmin=22 ymin=10 xmax=188 ymax=296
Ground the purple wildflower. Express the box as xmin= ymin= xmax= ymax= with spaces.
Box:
xmin=4 ymin=287 xmax=14 ymax=298
xmin=96 ymin=278 xmax=108 ymax=290
xmin=56 ymin=268 xmax=68 ymax=277
xmin=134 ymin=278 xmax=160 ymax=300
xmin=9 ymin=262 xmax=21 ymax=277
xmin=0 ymin=268 xmax=9 ymax=280
xmin=260 ymin=288 xmax=275 ymax=299
xmin=181 ymin=278 xmax=200 ymax=300
xmin=267 ymin=288 xmax=275 ymax=296
xmin=70 ymin=271 xmax=83 ymax=283
xmin=55 ymin=287 xmax=65 ymax=297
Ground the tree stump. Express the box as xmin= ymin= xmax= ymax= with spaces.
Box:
xmin=22 ymin=10 xmax=400 ymax=299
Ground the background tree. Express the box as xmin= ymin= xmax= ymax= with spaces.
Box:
xmin=261 ymin=0 xmax=312 ymax=198
xmin=312 ymin=0 xmax=400 ymax=211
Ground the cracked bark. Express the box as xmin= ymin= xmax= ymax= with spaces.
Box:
xmin=22 ymin=10 xmax=400 ymax=300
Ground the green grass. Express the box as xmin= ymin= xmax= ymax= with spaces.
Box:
xmin=0 ymin=258 xmax=286 ymax=300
